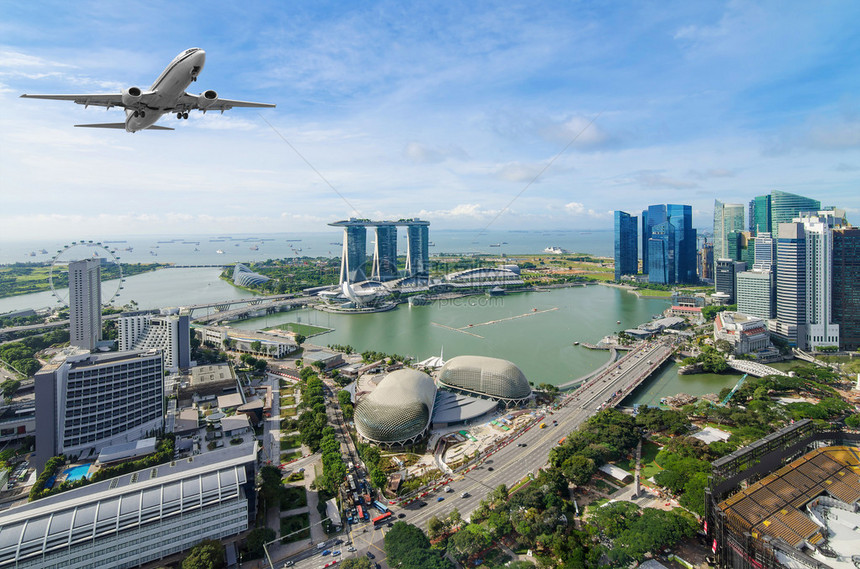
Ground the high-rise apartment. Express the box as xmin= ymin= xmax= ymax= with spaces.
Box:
xmin=34 ymin=350 xmax=164 ymax=471
xmin=714 ymin=200 xmax=745 ymax=260
xmin=68 ymin=259 xmax=102 ymax=351
xmin=832 ymin=227 xmax=860 ymax=350
xmin=614 ymin=210 xmax=638 ymax=280
xmin=118 ymin=310 xmax=191 ymax=371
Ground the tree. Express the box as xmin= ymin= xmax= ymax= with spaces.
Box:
xmin=447 ymin=523 xmax=491 ymax=562
xmin=244 ymin=527 xmax=276 ymax=560
xmin=251 ymin=340 xmax=262 ymax=353
xmin=428 ymin=515 xmax=445 ymax=538
xmin=181 ymin=539 xmax=225 ymax=569
xmin=399 ymin=548 xmax=455 ymax=569
xmin=384 ymin=522 xmax=430 ymax=566
xmin=562 ymin=455 xmax=596 ymax=486
xmin=294 ymin=334 xmax=306 ymax=345
xmin=369 ymin=467 xmax=387 ymax=489
xmin=845 ymin=413 xmax=860 ymax=429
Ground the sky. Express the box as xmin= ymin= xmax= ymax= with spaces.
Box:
xmin=1 ymin=1 xmax=859 ymax=241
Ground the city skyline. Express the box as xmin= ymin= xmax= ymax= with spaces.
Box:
xmin=1 ymin=2 xmax=859 ymax=241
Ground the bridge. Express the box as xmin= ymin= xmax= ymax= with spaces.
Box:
xmin=726 ymin=359 xmax=788 ymax=377
xmin=181 ymin=294 xmax=300 ymax=316
xmin=566 ymin=340 xmax=676 ymax=409
xmin=191 ymin=297 xmax=315 ymax=324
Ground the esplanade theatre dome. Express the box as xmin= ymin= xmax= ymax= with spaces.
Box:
xmin=437 ymin=356 xmax=531 ymax=405
xmin=354 ymin=369 xmax=436 ymax=446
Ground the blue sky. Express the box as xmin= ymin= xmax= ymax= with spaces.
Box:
xmin=1 ymin=1 xmax=858 ymax=240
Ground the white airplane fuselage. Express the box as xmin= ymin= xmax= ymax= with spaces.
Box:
xmin=124 ymin=49 xmax=206 ymax=132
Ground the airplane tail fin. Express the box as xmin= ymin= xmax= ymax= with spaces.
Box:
xmin=74 ymin=123 xmax=175 ymax=131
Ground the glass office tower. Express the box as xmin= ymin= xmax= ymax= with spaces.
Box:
xmin=614 ymin=210 xmax=638 ymax=280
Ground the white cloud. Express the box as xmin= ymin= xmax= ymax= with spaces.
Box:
xmin=633 ymin=170 xmax=698 ymax=190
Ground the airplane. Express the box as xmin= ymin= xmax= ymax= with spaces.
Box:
xmin=20 ymin=48 xmax=275 ymax=132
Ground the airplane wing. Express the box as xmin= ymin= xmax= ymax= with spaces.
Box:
xmin=75 ymin=123 xmax=175 ymax=131
xmin=20 ymin=92 xmax=156 ymax=109
xmin=176 ymin=93 xmax=276 ymax=112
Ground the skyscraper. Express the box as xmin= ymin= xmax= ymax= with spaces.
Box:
xmin=68 ymin=258 xmax=102 ymax=351
xmin=371 ymin=224 xmax=398 ymax=281
xmin=774 ymin=222 xmax=806 ymax=347
xmin=737 ymin=270 xmax=775 ymax=320
xmin=405 ymin=222 xmax=430 ymax=278
xmin=749 ymin=194 xmax=772 ymax=235
xmin=832 ymin=227 xmax=860 ymax=350
xmin=698 ymin=242 xmax=714 ymax=281
xmin=119 ymin=310 xmax=191 ymax=371
xmin=614 ymin=210 xmax=638 ymax=280
xmin=713 ymin=200 xmax=745 ymax=260
xmin=770 ymin=190 xmax=820 ymax=228
xmin=753 ymin=232 xmax=776 ymax=271
xmin=329 ymin=220 xmax=368 ymax=283
xmin=641 ymin=204 xmax=696 ymax=284
xmin=715 ymin=259 xmax=746 ymax=304
xmin=799 ymin=212 xmax=840 ymax=350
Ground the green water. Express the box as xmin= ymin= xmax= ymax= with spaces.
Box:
xmin=231 ymin=285 xmax=743 ymax=401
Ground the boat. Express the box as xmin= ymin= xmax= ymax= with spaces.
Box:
xmin=616 ymin=320 xmax=621 ymax=324
xmin=216 ymin=249 xmax=224 ymax=254
xmin=573 ymin=341 xmax=580 ymax=346
xmin=39 ymin=249 xmax=48 ymax=254
xmin=28 ymin=251 xmax=35 ymax=257
xmin=249 ymin=245 xmax=259 ymax=251
xmin=489 ymin=243 xmax=501 ymax=247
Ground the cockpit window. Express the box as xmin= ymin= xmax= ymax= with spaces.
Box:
xmin=184 ymin=48 xmax=197 ymax=55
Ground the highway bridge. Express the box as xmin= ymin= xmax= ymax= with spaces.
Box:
xmin=191 ymin=297 xmax=315 ymax=323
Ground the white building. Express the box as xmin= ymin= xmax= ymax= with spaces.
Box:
xmin=444 ymin=267 xmax=524 ymax=287
xmin=799 ymin=212 xmax=840 ymax=350
xmin=34 ymin=350 xmax=164 ymax=471
xmin=195 ymin=326 xmax=297 ymax=358
xmin=68 ymin=259 xmax=101 ymax=351
xmin=0 ymin=444 xmax=257 ymax=569
xmin=118 ymin=310 xmax=191 ymax=371
xmin=714 ymin=312 xmax=772 ymax=355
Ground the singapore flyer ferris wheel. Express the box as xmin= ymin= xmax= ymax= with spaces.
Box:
xmin=49 ymin=241 xmax=125 ymax=307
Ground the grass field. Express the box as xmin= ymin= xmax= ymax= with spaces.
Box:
xmin=637 ymin=289 xmax=674 ymax=297
xmin=265 ymin=322 xmax=332 ymax=337
xmin=280 ymin=434 xmax=301 ymax=450
xmin=281 ymin=450 xmax=303 ymax=462
xmin=280 ymin=395 xmax=296 ymax=406
xmin=280 ymin=513 xmax=311 ymax=543
xmin=280 ymin=486 xmax=308 ymax=511
xmin=281 ymin=406 xmax=298 ymax=417
xmin=613 ymin=441 xmax=662 ymax=479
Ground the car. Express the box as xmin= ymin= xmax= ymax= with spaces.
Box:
xmin=387 ymin=522 xmax=394 ymax=527
xmin=283 ymin=562 xmax=294 ymax=568
xmin=397 ymin=513 xmax=405 ymax=518
xmin=437 ymin=497 xmax=445 ymax=502
xmin=322 ymin=550 xmax=331 ymax=556
xmin=487 ymin=467 xmax=494 ymax=471
xmin=367 ymin=552 xmax=375 ymax=559
xmin=333 ymin=551 xmax=341 ymax=556
xmin=418 ymin=501 xmax=427 ymax=507
xmin=347 ymin=546 xmax=357 ymax=552
xmin=335 ymin=539 xmax=344 ymax=545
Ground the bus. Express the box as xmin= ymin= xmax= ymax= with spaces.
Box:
xmin=371 ymin=511 xmax=392 ymax=525
xmin=372 ymin=500 xmax=389 ymax=514
xmin=356 ymin=505 xmax=365 ymax=521
xmin=347 ymin=475 xmax=356 ymax=491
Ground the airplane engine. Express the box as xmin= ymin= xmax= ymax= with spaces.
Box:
xmin=197 ymin=90 xmax=218 ymax=109
xmin=121 ymin=87 xmax=142 ymax=107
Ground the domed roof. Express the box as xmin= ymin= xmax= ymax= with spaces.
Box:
xmin=437 ymin=355 xmax=530 ymax=401
xmin=354 ymin=368 xmax=436 ymax=444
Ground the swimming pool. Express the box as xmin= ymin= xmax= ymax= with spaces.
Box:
xmin=62 ymin=464 xmax=91 ymax=482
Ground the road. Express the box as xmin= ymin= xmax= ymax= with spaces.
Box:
xmin=281 ymin=340 xmax=674 ymax=569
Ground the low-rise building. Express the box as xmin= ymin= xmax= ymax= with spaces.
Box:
xmin=0 ymin=443 xmax=257 ymax=569
xmin=714 ymin=311 xmax=772 ymax=355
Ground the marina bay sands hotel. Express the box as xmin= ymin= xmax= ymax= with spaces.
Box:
xmin=329 ymin=218 xmax=430 ymax=284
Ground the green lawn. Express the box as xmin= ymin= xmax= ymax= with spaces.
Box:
xmin=281 ymin=406 xmax=298 ymax=417
xmin=280 ymin=395 xmax=296 ymax=406
xmin=280 ymin=486 xmax=308 ymax=511
xmin=265 ymin=322 xmax=332 ymax=337
xmin=280 ymin=513 xmax=311 ymax=543
xmin=613 ymin=441 xmax=662 ymax=479
xmin=638 ymin=289 xmax=674 ymax=297
xmin=281 ymin=450 xmax=303 ymax=462
xmin=280 ymin=434 xmax=301 ymax=450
